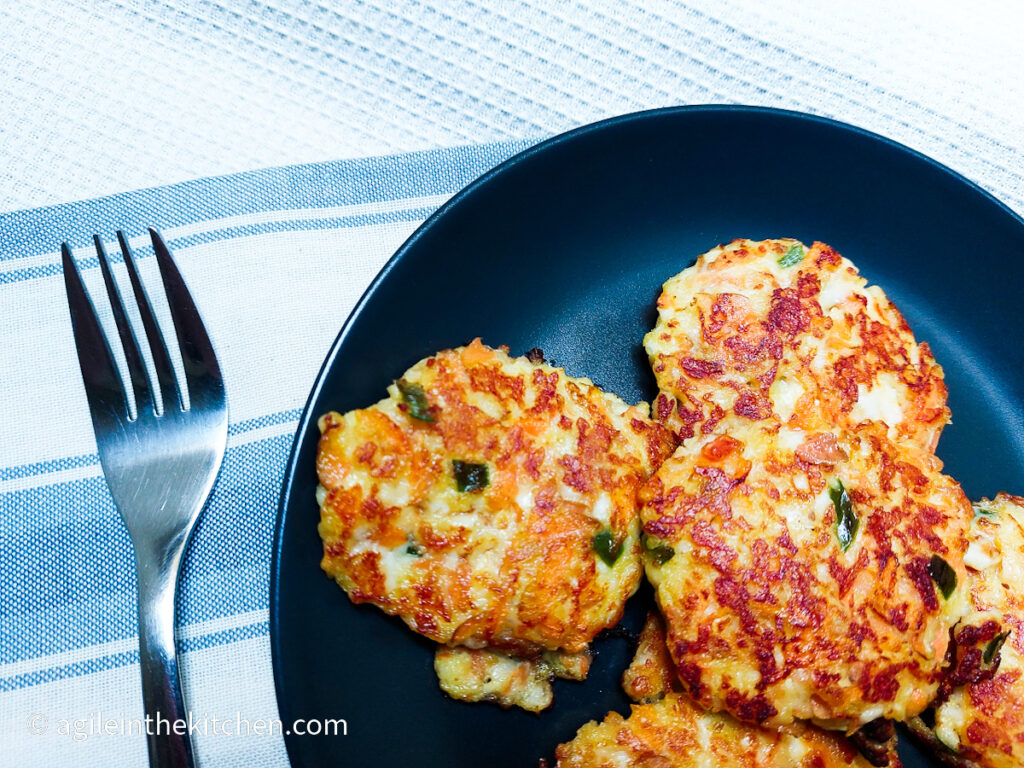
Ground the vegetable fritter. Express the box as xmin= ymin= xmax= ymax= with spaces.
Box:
xmin=618 ymin=611 xmax=900 ymax=767
xmin=640 ymin=418 xmax=973 ymax=730
xmin=556 ymin=613 xmax=893 ymax=768
xmin=909 ymin=493 xmax=1024 ymax=768
xmin=554 ymin=695 xmax=886 ymax=768
xmin=645 ymin=239 xmax=949 ymax=451
xmin=316 ymin=339 xmax=676 ymax=706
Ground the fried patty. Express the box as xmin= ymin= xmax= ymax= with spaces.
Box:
xmin=619 ymin=611 xmax=900 ymax=767
xmin=645 ymin=239 xmax=948 ymax=451
xmin=556 ymin=611 xmax=890 ymax=767
xmin=316 ymin=339 xmax=676 ymax=661
xmin=909 ymin=493 xmax=1024 ymax=768
xmin=553 ymin=694 xmax=887 ymax=768
xmin=640 ymin=418 xmax=972 ymax=730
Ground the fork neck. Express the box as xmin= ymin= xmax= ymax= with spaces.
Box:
xmin=133 ymin=530 xmax=189 ymax=636
xmin=132 ymin=529 xmax=195 ymax=768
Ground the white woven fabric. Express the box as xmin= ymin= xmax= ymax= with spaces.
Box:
xmin=2 ymin=0 xmax=1022 ymax=215
xmin=1 ymin=1 xmax=1022 ymax=766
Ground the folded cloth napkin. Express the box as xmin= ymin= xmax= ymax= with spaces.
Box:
xmin=0 ymin=141 xmax=529 ymax=767
xmin=1 ymin=2 xmax=1022 ymax=767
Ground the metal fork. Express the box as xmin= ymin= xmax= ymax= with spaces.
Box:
xmin=61 ymin=229 xmax=227 ymax=768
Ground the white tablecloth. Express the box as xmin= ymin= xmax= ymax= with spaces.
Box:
xmin=1 ymin=1 xmax=1022 ymax=766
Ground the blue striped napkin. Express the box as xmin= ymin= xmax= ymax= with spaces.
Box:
xmin=0 ymin=141 xmax=532 ymax=766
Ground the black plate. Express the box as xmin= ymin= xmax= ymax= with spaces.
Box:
xmin=271 ymin=106 xmax=1024 ymax=767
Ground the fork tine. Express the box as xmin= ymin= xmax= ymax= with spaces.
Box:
xmin=61 ymin=243 xmax=130 ymax=420
xmin=149 ymin=229 xmax=225 ymax=410
xmin=117 ymin=231 xmax=181 ymax=412
xmin=94 ymin=235 xmax=153 ymax=418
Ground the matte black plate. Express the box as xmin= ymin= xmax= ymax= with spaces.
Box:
xmin=271 ymin=106 xmax=1024 ymax=767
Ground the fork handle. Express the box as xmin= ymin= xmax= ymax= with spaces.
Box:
xmin=135 ymin=538 xmax=196 ymax=768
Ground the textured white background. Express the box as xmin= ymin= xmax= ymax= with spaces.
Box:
xmin=2 ymin=0 xmax=1022 ymax=215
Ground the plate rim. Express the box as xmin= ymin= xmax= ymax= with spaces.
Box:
xmin=268 ymin=103 xmax=1024 ymax=767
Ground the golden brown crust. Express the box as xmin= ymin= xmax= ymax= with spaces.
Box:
xmin=554 ymin=693 xmax=890 ymax=768
xmin=641 ymin=415 xmax=972 ymax=730
xmin=645 ymin=239 xmax=949 ymax=452
xmin=913 ymin=494 xmax=1024 ymax=768
xmin=316 ymin=339 xmax=677 ymax=656
xmin=640 ymin=239 xmax=968 ymax=730
xmin=621 ymin=611 xmax=679 ymax=704
xmin=434 ymin=646 xmax=592 ymax=712
xmin=615 ymin=612 xmax=900 ymax=767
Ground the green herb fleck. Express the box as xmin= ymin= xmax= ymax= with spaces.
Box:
xmin=643 ymin=533 xmax=675 ymax=565
xmin=593 ymin=529 xmax=624 ymax=567
xmin=973 ymin=502 xmax=999 ymax=519
xmin=829 ymin=479 xmax=858 ymax=552
xmin=453 ymin=460 xmax=489 ymax=492
xmin=778 ymin=243 xmax=805 ymax=268
xmin=404 ymin=533 xmax=423 ymax=556
xmin=927 ymin=554 xmax=957 ymax=599
xmin=396 ymin=379 xmax=435 ymax=422
xmin=984 ymin=631 xmax=1010 ymax=664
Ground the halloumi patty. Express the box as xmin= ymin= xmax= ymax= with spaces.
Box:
xmin=619 ymin=611 xmax=900 ymax=767
xmin=316 ymin=339 xmax=676 ymax=661
xmin=553 ymin=694 xmax=885 ymax=768
xmin=645 ymin=239 xmax=948 ymax=451
xmin=557 ymin=611 xmax=889 ymax=768
xmin=910 ymin=493 xmax=1024 ymax=768
xmin=640 ymin=418 xmax=973 ymax=730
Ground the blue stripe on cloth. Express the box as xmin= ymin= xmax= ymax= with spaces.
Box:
xmin=0 ymin=409 xmax=300 ymax=483
xmin=0 ymin=433 xmax=293 ymax=664
xmin=0 ymin=139 xmax=533 ymax=259
xmin=227 ymin=410 xmax=303 ymax=437
xmin=1 ymin=650 xmax=139 ymax=694
xmin=0 ymin=620 xmax=269 ymax=693
xmin=0 ymin=453 xmax=101 ymax=482
xmin=0 ymin=206 xmax=439 ymax=286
